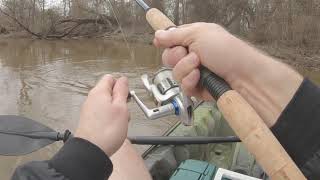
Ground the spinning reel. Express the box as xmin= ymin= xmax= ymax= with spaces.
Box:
xmin=130 ymin=68 xmax=194 ymax=126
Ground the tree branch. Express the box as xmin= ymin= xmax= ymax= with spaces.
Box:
xmin=0 ymin=7 xmax=41 ymax=38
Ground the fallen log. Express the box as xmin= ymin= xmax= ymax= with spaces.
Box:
xmin=0 ymin=7 xmax=118 ymax=39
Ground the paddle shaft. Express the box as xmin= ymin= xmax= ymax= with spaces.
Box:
xmin=145 ymin=8 xmax=306 ymax=180
xmin=129 ymin=136 xmax=240 ymax=145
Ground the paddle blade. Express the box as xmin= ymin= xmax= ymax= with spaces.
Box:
xmin=0 ymin=115 xmax=57 ymax=156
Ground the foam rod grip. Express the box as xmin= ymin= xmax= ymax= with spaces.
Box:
xmin=146 ymin=8 xmax=175 ymax=31
xmin=217 ymin=90 xmax=306 ymax=180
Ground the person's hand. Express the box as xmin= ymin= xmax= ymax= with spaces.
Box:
xmin=154 ymin=22 xmax=303 ymax=127
xmin=75 ymin=75 xmax=129 ymax=156
xmin=154 ymin=23 xmax=253 ymax=100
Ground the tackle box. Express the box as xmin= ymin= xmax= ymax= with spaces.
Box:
xmin=169 ymin=159 xmax=261 ymax=180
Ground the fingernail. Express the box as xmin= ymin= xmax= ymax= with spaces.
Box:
xmin=155 ymin=30 xmax=167 ymax=39
xmin=189 ymin=53 xmax=199 ymax=65
xmin=103 ymin=74 xmax=114 ymax=80
xmin=190 ymin=69 xmax=200 ymax=81
xmin=153 ymin=38 xmax=160 ymax=47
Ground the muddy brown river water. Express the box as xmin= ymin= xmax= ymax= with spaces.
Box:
xmin=0 ymin=38 xmax=319 ymax=179
xmin=0 ymin=38 xmax=179 ymax=179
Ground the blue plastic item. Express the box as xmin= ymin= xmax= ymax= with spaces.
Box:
xmin=169 ymin=159 xmax=218 ymax=180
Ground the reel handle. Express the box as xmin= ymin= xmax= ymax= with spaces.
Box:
xmin=130 ymin=91 xmax=176 ymax=120
xmin=145 ymin=7 xmax=306 ymax=180
xmin=131 ymin=70 xmax=194 ymax=126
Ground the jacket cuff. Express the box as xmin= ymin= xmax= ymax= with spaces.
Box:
xmin=271 ymin=78 xmax=320 ymax=166
xmin=49 ymin=137 xmax=113 ymax=180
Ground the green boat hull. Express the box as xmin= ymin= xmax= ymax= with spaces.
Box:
xmin=143 ymin=102 xmax=266 ymax=180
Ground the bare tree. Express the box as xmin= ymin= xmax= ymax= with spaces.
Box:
xmin=0 ymin=0 xmax=319 ymax=47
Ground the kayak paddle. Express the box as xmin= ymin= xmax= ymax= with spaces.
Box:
xmin=0 ymin=115 xmax=240 ymax=156
xmin=0 ymin=115 xmax=71 ymax=156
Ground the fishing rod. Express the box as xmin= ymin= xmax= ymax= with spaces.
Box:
xmin=0 ymin=115 xmax=240 ymax=156
xmin=133 ymin=0 xmax=306 ymax=179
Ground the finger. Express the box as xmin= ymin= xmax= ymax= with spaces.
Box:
xmin=162 ymin=46 xmax=188 ymax=67
xmin=153 ymin=38 xmax=160 ymax=47
xmin=173 ymin=52 xmax=200 ymax=82
xmin=200 ymin=89 xmax=214 ymax=101
xmin=112 ymin=77 xmax=129 ymax=104
xmin=92 ymin=75 xmax=115 ymax=100
xmin=153 ymin=23 xmax=193 ymax=47
xmin=181 ymin=69 xmax=201 ymax=97
xmin=181 ymin=69 xmax=214 ymax=101
xmin=154 ymin=26 xmax=195 ymax=48
xmin=178 ymin=23 xmax=193 ymax=28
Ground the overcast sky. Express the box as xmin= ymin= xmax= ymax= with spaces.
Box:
xmin=47 ymin=0 xmax=61 ymax=7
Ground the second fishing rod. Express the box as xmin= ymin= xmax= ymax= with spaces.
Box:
xmin=133 ymin=0 xmax=306 ymax=179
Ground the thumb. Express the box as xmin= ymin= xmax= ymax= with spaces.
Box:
xmin=154 ymin=27 xmax=195 ymax=48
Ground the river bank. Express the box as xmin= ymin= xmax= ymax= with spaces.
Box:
xmin=115 ymin=34 xmax=320 ymax=73
xmin=257 ymin=44 xmax=320 ymax=72
xmin=0 ymin=33 xmax=319 ymax=73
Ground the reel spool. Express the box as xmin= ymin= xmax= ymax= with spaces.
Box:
xmin=130 ymin=68 xmax=194 ymax=126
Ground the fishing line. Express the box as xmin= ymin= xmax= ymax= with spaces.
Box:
xmin=104 ymin=0 xmax=136 ymax=67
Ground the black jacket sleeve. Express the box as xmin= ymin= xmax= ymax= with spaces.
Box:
xmin=11 ymin=138 xmax=113 ymax=180
xmin=271 ymin=79 xmax=320 ymax=180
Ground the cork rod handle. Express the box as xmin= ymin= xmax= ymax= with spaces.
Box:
xmin=146 ymin=8 xmax=306 ymax=180
xmin=146 ymin=8 xmax=175 ymax=30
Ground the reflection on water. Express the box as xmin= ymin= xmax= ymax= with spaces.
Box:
xmin=0 ymin=39 xmax=177 ymax=179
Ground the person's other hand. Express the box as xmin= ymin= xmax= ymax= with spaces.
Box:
xmin=154 ymin=22 xmax=303 ymax=127
xmin=75 ymin=75 xmax=129 ymax=156
xmin=154 ymin=23 xmax=252 ymax=100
